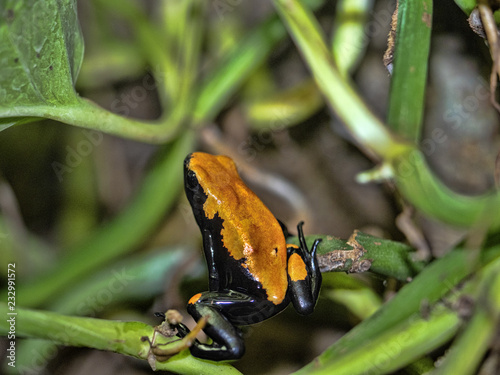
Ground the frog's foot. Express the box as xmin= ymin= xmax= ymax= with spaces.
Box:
xmin=295 ymin=221 xmax=322 ymax=265
xmin=144 ymin=314 xmax=207 ymax=369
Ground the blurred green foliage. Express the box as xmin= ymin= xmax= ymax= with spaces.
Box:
xmin=1 ymin=0 xmax=500 ymax=374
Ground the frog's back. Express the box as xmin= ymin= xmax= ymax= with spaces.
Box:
xmin=187 ymin=153 xmax=288 ymax=304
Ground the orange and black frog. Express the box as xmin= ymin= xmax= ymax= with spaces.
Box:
xmin=176 ymin=152 xmax=322 ymax=361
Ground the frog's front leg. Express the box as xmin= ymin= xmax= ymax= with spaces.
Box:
xmin=201 ymin=228 xmax=220 ymax=291
xmin=286 ymin=222 xmax=322 ymax=315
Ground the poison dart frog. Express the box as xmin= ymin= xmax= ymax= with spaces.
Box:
xmin=176 ymin=152 xmax=322 ymax=361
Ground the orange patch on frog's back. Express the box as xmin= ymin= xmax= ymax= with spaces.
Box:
xmin=188 ymin=153 xmax=288 ymax=304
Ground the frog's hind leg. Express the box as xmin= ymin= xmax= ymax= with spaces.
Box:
xmin=176 ymin=290 xmax=276 ymax=361
xmin=176 ymin=291 xmax=248 ymax=360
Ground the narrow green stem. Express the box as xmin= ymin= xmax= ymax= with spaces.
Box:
xmin=244 ymin=79 xmax=324 ymax=129
xmin=0 ymin=303 xmax=241 ymax=375
xmin=9 ymin=249 xmax=194 ymax=372
xmin=92 ymin=0 xmax=177 ymax=106
xmin=53 ymin=98 xmax=179 ymax=142
xmin=294 ymin=231 xmax=425 ymax=281
xmin=3 ymin=99 xmax=180 ymax=144
xmin=387 ymin=0 xmax=432 ymax=141
xmin=332 ymin=0 xmax=374 ymax=76
xmin=272 ymin=0 xmax=401 ymax=159
xmin=392 ymin=149 xmax=500 ymax=229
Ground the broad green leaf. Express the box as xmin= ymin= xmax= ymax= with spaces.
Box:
xmin=0 ymin=0 xmax=183 ymax=141
xmin=0 ymin=0 xmax=83 ymax=123
xmin=0 ymin=116 xmax=38 ymax=131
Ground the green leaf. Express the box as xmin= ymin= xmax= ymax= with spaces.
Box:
xmin=0 ymin=0 xmax=83 ymax=115
xmin=0 ymin=116 xmax=39 ymax=131
xmin=50 ymin=248 xmax=194 ymax=314
xmin=0 ymin=0 xmax=180 ymax=142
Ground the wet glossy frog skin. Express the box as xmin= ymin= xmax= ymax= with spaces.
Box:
xmin=176 ymin=152 xmax=322 ymax=361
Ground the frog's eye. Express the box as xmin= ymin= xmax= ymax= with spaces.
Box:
xmin=186 ymin=170 xmax=199 ymax=190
